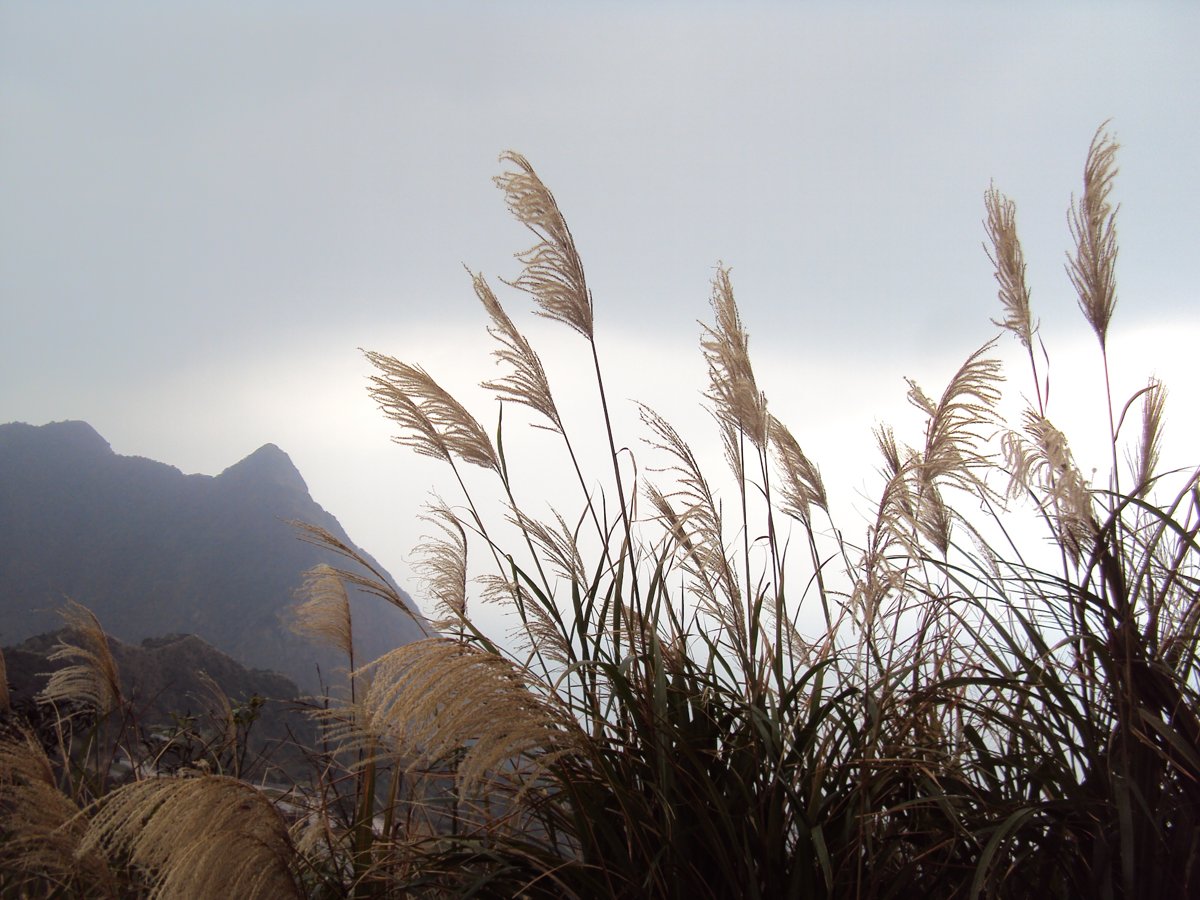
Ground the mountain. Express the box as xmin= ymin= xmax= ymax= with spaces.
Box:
xmin=0 ymin=420 xmax=427 ymax=691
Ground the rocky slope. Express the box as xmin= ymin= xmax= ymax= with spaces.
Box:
xmin=0 ymin=420 xmax=426 ymax=691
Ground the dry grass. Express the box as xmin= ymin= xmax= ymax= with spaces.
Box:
xmin=4 ymin=123 xmax=1197 ymax=899
xmin=80 ymin=775 xmax=301 ymax=899
xmin=40 ymin=599 xmax=123 ymax=717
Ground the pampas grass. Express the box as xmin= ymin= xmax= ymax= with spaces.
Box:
xmin=4 ymin=124 xmax=1197 ymax=899
xmin=495 ymin=151 xmax=593 ymax=340
xmin=0 ymin=730 xmax=110 ymax=896
xmin=40 ymin=599 xmax=123 ymax=717
xmin=332 ymin=638 xmax=580 ymax=801
xmin=80 ymin=775 xmax=301 ymax=899
xmin=1069 ymin=124 xmax=1121 ymax=348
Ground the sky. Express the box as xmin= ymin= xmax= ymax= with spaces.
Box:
xmin=2 ymin=2 xmax=1198 ymax=628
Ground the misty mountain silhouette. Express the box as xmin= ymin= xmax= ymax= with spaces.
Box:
xmin=0 ymin=420 xmax=426 ymax=691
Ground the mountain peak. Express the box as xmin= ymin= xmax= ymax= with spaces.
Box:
xmin=0 ymin=419 xmax=112 ymax=457
xmin=0 ymin=420 xmax=425 ymax=690
xmin=216 ymin=443 xmax=309 ymax=494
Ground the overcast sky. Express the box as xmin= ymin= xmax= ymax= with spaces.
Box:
xmin=3 ymin=2 xmax=1197 ymax=621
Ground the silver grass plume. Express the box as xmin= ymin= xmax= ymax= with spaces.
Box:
xmin=507 ymin=505 xmax=587 ymax=586
xmin=645 ymin=483 xmax=746 ymax=646
xmin=701 ymin=266 xmax=769 ymax=450
xmin=334 ymin=638 xmax=580 ymax=800
xmin=769 ymin=414 xmax=828 ymax=526
xmin=473 ymin=270 xmax=563 ymax=432
xmin=480 ymin=575 xmax=572 ymax=668
xmin=364 ymin=351 xmax=499 ymax=472
xmin=1130 ymin=378 xmax=1167 ymax=499
xmin=641 ymin=404 xmax=744 ymax=640
xmin=80 ymin=775 xmax=301 ymax=900
xmin=984 ymin=184 xmax=1036 ymax=349
xmin=0 ymin=730 xmax=111 ymax=893
xmin=291 ymin=521 xmax=428 ymax=633
xmin=1002 ymin=409 xmax=1096 ymax=561
xmin=854 ymin=471 xmax=911 ymax=633
xmin=905 ymin=341 xmax=1003 ymax=491
xmin=1068 ymin=124 xmax=1120 ymax=348
xmin=495 ymin=151 xmax=593 ymax=339
xmin=885 ymin=344 xmax=1003 ymax=554
xmin=292 ymin=563 xmax=355 ymax=666
xmin=858 ymin=427 xmax=934 ymax=625
xmin=39 ymin=600 xmax=122 ymax=716
xmin=914 ymin=480 xmax=953 ymax=556
xmin=414 ymin=497 xmax=469 ymax=629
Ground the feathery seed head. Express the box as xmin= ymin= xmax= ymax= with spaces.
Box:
xmin=906 ymin=341 xmax=1003 ymax=489
xmin=473 ymin=270 xmax=563 ymax=431
xmin=1132 ymin=378 xmax=1167 ymax=498
xmin=769 ymin=414 xmax=828 ymax=524
xmin=1068 ymin=124 xmax=1120 ymax=347
xmin=364 ymin=351 xmax=499 ymax=472
xmin=984 ymin=184 xmax=1036 ymax=348
xmin=40 ymin=600 xmax=122 ymax=716
xmin=0 ymin=730 xmax=107 ymax=891
xmin=701 ymin=266 xmax=768 ymax=450
xmin=292 ymin=563 xmax=355 ymax=664
xmin=414 ymin=497 xmax=469 ymax=629
xmin=81 ymin=775 xmax=301 ymax=900
xmin=292 ymin=520 xmax=428 ymax=633
xmin=495 ymin=151 xmax=593 ymax=338
xmin=480 ymin=574 xmax=572 ymax=668
xmin=1003 ymin=410 xmax=1096 ymax=560
xmin=346 ymin=639 xmax=581 ymax=799
xmin=641 ymin=404 xmax=745 ymax=636
xmin=508 ymin=506 xmax=587 ymax=586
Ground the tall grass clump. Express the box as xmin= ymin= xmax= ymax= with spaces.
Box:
xmin=3 ymin=124 xmax=1197 ymax=898
xmin=330 ymin=124 xmax=1199 ymax=898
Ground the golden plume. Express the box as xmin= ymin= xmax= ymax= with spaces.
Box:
xmin=641 ymin=404 xmax=744 ymax=641
xmin=984 ymin=183 xmax=1036 ymax=349
xmin=80 ymin=774 xmax=301 ymax=900
xmin=1131 ymin=378 xmax=1167 ymax=498
xmin=480 ymin=574 xmax=573 ymax=669
xmin=291 ymin=520 xmax=428 ymax=633
xmin=414 ymin=496 xmax=469 ymax=629
xmin=495 ymin=151 xmax=593 ymax=339
xmin=39 ymin=599 xmax=122 ymax=716
xmin=0 ymin=730 xmax=111 ymax=894
xmin=335 ymin=638 xmax=580 ymax=799
xmin=701 ymin=266 xmax=768 ymax=450
xmin=769 ymin=414 xmax=828 ymax=526
xmin=364 ymin=352 xmax=499 ymax=472
xmin=473 ymin=270 xmax=563 ymax=432
xmin=292 ymin=563 xmax=355 ymax=666
xmin=1068 ymin=124 xmax=1120 ymax=347
xmin=905 ymin=340 xmax=1003 ymax=490
xmin=1002 ymin=409 xmax=1096 ymax=561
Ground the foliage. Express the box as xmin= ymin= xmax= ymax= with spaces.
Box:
xmin=2 ymin=124 xmax=1198 ymax=898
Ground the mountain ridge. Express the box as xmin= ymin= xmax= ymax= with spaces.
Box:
xmin=0 ymin=420 xmax=426 ymax=691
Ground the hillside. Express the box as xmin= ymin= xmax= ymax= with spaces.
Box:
xmin=3 ymin=629 xmax=319 ymax=783
xmin=0 ymin=420 xmax=427 ymax=691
